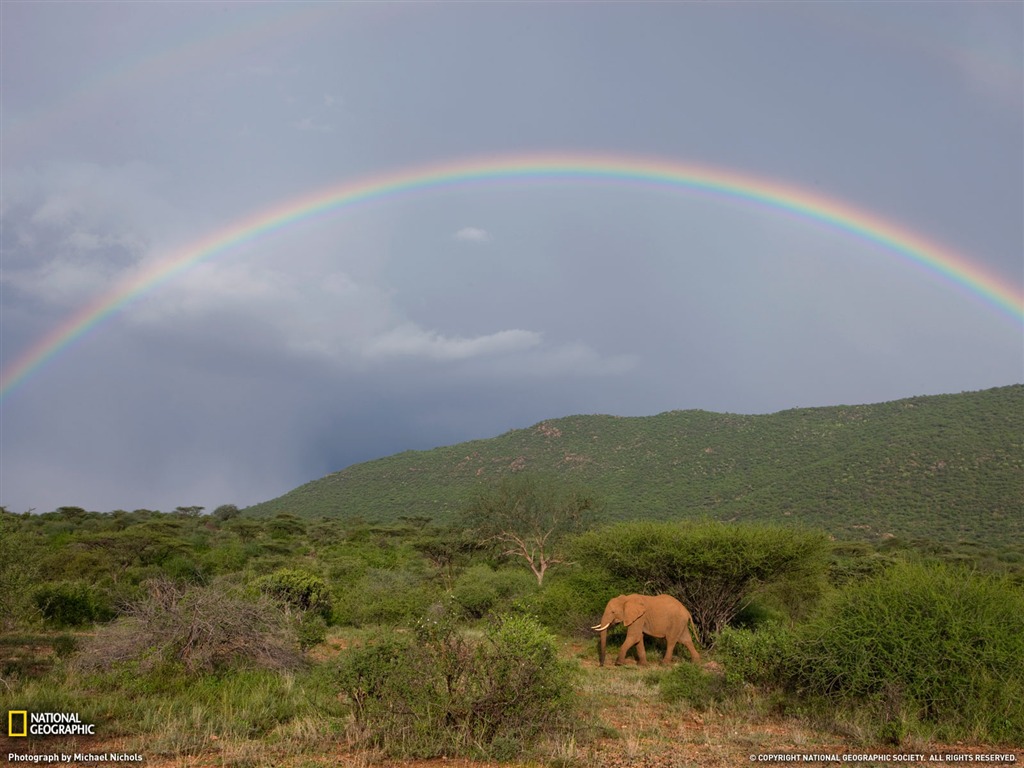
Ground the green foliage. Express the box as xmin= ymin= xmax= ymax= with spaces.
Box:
xmin=334 ymin=611 xmax=578 ymax=759
xmin=828 ymin=541 xmax=904 ymax=586
xmin=522 ymin=566 xmax=626 ymax=635
xmin=451 ymin=565 xmax=536 ymax=618
xmin=660 ymin=662 xmax=731 ymax=710
xmin=160 ymin=554 xmax=207 ymax=583
xmin=267 ymin=512 xmax=306 ymax=539
xmin=786 ymin=562 xmax=1024 ymax=743
xmin=243 ymin=387 xmax=1024 ymax=558
xmin=199 ymin=541 xmax=249 ymax=573
xmin=714 ymin=623 xmax=795 ymax=687
xmin=572 ymin=521 xmax=829 ymax=644
xmin=10 ymin=663 xmax=343 ymax=751
xmin=212 ymin=503 xmax=241 ymax=521
xmin=256 ymin=568 xmax=333 ymax=619
xmin=0 ymin=513 xmax=40 ymax=629
xmin=32 ymin=581 xmax=113 ymax=627
xmin=460 ymin=473 xmax=600 ymax=585
xmin=294 ymin=612 xmax=328 ymax=651
xmin=331 ymin=568 xmax=440 ymax=627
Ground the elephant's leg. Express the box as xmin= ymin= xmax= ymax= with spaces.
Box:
xmin=635 ymin=635 xmax=648 ymax=666
xmin=680 ymin=624 xmax=701 ymax=663
xmin=662 ymin=634 xmax=677 ymax=664
xmin=617 ymin=626 xmax=644 ymax=665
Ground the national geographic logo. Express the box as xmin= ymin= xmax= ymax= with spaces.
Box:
xmin=6 ymin=711 xmax=95 ymax=736
xmin=8 ymin=711 xmax=27 ymax=737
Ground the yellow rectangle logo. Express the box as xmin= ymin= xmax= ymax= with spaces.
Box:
xmin=8 ymin=710 xmax=28 ymax=737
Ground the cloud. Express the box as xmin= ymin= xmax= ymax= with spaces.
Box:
xmin=453 ymin=226 xmax=491 ymax=242
xmin=292 ymin=117 xmax=333 ymax=132
xmin=0 ymin=163 xmax=164 ymax=306
xmin=470 ymin=340 xmax=640 ymax=378
xmin=363 ymin=324 xmax=541 ymax=361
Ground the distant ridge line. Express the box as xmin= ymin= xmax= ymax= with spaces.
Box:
xmin=244 ymin=386 xmax=1024 ymax=550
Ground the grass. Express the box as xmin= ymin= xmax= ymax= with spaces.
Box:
xmin=1 ymin=655 xmax=344 ymax=763
xmin=4 ymin=627 xmax=1022 ymax=767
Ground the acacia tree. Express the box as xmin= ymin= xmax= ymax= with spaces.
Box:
xmin=212 ymin=504 xmax=241 ymax=522
xmin=572 ymin=521 xmax=829 ymax=646
xmin=412 ymin=527 xmax=483 ymax=590
xmin=463 ymin=474 xmax=599 ymax=586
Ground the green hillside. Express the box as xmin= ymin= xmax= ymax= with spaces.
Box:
xmin=245 ymin=385 xmax=1024 ymax=547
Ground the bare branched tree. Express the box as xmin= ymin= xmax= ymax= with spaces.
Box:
xmin=463 ymin=474 xmax=599 ymax=585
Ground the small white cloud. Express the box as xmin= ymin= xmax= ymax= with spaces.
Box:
xmin=475 ymin=341 xmax=639 ymax=378
xmin=292 ymin=117 xmax=333 ymax=133
xmin=364 ymin=324 xmax=541 ymax=361
xmin=454 ymin=226 xmax=491 ymax=242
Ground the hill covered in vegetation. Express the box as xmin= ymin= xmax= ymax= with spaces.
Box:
xmin=245 ymin=385 xmax=1023 ymax=547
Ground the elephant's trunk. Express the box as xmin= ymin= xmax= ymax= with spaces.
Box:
xmin=592 ymin=621 xmax=612 ymax=666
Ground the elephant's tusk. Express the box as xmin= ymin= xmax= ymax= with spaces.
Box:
xmin=591 ymin=622 xmax=611 ymax=632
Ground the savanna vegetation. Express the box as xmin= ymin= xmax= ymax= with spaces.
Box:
xmin=246 ymin=386 xmax=1024 ymax=554
xmin=2 ymin=386 xmax=1022 ymax=765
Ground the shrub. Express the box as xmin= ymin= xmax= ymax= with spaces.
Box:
xmin=451 ymin=565 xmax=536 ymax=618
xmin=522 ymin=567 xmax=630 ymax=636
xmin=335 ymin=611 xmax=578 ymax=759
xmin=75 ymin=578 xmax=303 ymax=675
xmin=332 ymin=568 xmax=440 ymax=627
xmin=255 ymin=568 xmax=333 ymax=619
xmin=571 ymin=521 xmax=829 ymax=645
xmin=33 ymin=581 xmax=113 ymax=627
xmin=294 ymin=612 xmax=328 ymax=651
xmin=786 ymin=562 xmax=1024 ymax=744
xmin=212 ymin=504 xmax=241 ymax=522
xmin=0 ymin=515 xmax=39 ymax=629
xmin=714 ymin=623 xmax=795 ymax=687
xmin=160 ymin=555 xmax=207 ymax=584
xmin=660 ymin=662 xmax=730 ymax=710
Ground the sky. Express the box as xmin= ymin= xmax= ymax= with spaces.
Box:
xmin=1 ymin=2 xmax=1021 ymax=515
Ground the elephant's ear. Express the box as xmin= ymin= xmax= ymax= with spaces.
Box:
xmin=623 ymin=600 xmax=646 ymax=627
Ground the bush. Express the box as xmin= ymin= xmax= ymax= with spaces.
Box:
xmin=75 ymin=578 xmax=303 ymax=675
xmin=714 ymin=623 xmax=795 ymax=687
xmin=660 ymin=662 xmax=731 ymax=710
xmin=294 ymin=612 xmax=328 ymax=651
xmin=161 ymin=555 xmax=207 ymax=583
xmin=786 ymin=562 xmax=1024 ymax=744
xmin=571 ymin=521 xmax=829 ymax=645
xmin=33 ymin=581 xmax=114 ymax=627
xmin=256 ymin=568 xmax=333 ymax=619
xmin=332 ymin=568 xmax=439 ymax=627
xmin=0 ymin=515 xmax=39 ymax=629
xmin=522 ymin=567 xmax=630 ymax=636
xmin=451 ymin=565 xmax=536 ymax=618
xmin=335 ymin=611 xmax=578 ymax=759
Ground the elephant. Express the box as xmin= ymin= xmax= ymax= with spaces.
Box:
xmin=592 ymin=594 xmax=701 ymax=667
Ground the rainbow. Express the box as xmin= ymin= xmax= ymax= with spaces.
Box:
xmin=2 ymin=152 xmax=1021 ymax=400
